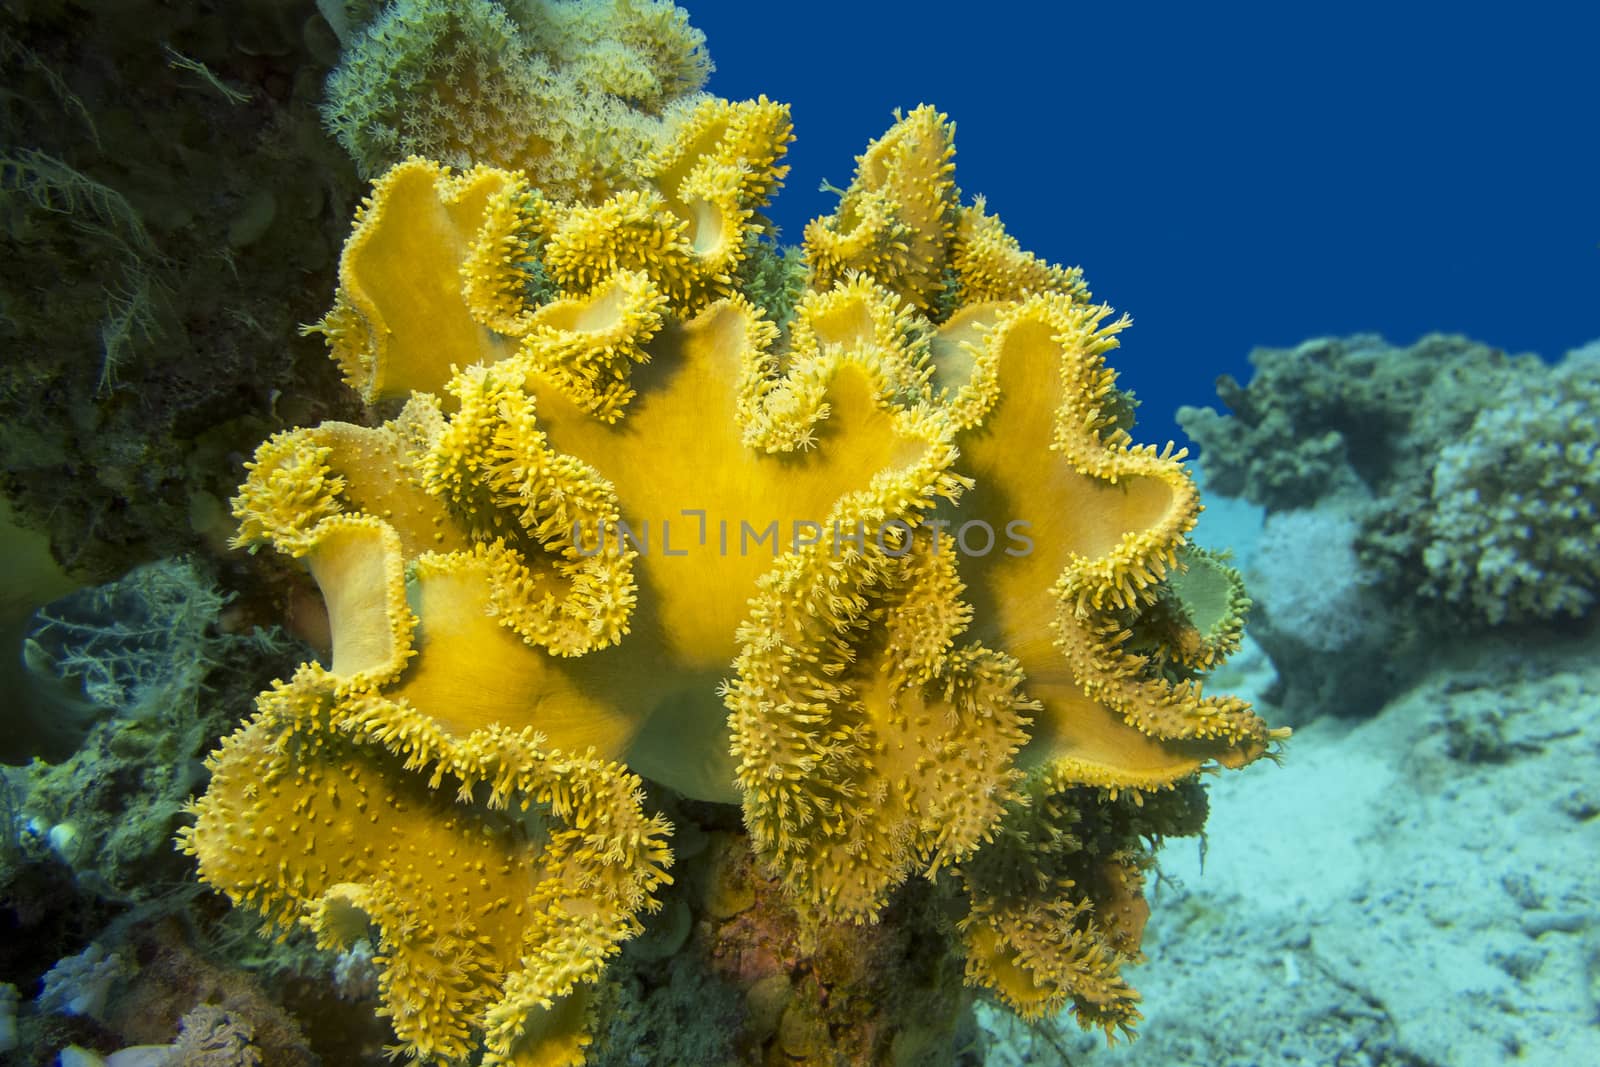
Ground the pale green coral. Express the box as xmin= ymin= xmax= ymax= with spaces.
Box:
xmin=4 ymin=560 xmax=296 ymax=897
xmin=321 ymin=0 xmax=711 ymax=200
xmin=508 ymin=0 xmax=709 ymax=108
xmin=1418 ymin=343 xmax=1600 ymax=625
xmin=1178 ymin=334 xmax=1537 ymax=511
xmin=1181 ymin=333 xmax=1600 ymax=631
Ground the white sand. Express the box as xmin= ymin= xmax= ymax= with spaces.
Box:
xmin=982 ymin=628 xmax=1600 ymax=1066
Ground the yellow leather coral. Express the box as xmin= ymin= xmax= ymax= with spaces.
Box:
xmin=307 ymin=159 xmax=527 ymax=403
xmin=178 ymin=661 xmax=671 ymax=1066
xmin=310 ymin=96 xmax=792 ymax=414
xmin=534 ymin=95 xmax=793 ymax=314
xmin=803 ymin=105 xmax=958 ymax=314
xmin=184 ymin=96 xmax=1285 ymax=1062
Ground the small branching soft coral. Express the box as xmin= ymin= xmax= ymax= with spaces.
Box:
xmin=184 ymin=89 xmax=1285 ymax=1064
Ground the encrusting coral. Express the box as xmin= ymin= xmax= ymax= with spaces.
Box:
xmin=183 ymin=87 xmax=1285 ymax=1061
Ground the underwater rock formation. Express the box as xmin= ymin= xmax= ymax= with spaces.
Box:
xmin=179 ymin=86 xmax=1284 ymax=1064
xmin=1241 ymin=507 xmax=1399 ymax=722
xmin=0 ymin=0 xmax=365 ymax=756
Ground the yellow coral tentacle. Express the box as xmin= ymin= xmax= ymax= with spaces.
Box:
xmin=178 ymin=665 xmax=670 ymax=1066
xmin=230 ymin=429 xmax=346 ymax=555
xmin=952 ymin=787 xmax=1157 ymax=1042
xmin=804 ymin=105 xmax=959 ymax=314
xmin=537 ymin=188 xmax=697 ymax=306
xmin=951 ymin=196 xmax=1089 ymax=305
xmin=732 ymin=528 xmax=1036 ymax=921
xmin=517 ymin=269 xmax=670 ymax=422
xmin=933 ymin=292 xmax=1273 ymax=788
xmin=460 ymin=175 xmax=541 ymax=336
xmin=644 ymin=96 xmax=793 ymax=215
xmin=308 ymin=158 xmax=523 ymax=403
xmin=738 ymin=275 xmax=934 ymax=453
xmin=643 ymin=95 xmax=793 ymax=286
xmin=535 ymin=98 xmax=794 ymax=318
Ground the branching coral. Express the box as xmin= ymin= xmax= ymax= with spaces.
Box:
xmin=1179 ymin=333 xmax=1600 ymax=630
xmin=1417 ymin=344 xmax=1600 ymax=624
xmin=7 ymin=560 xmax=294 ymax=903
xmin=185 ymin=91 xmax=1283 ymax=1063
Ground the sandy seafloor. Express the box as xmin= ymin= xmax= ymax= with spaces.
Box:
xmin=979 ymin=495 xmax=1600 ymax=1067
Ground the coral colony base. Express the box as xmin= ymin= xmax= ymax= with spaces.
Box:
xmin=175 ymin=83 xmax=1287 ymax=1065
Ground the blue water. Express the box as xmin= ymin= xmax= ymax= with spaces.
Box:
xmin=698 ymin=0 xmax=1600 ymax=449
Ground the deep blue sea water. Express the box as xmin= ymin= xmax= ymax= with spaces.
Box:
xmin=697 ymin=1 xmax=1599 ymax=450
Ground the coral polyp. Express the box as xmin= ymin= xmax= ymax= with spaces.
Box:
xmin=183 ymin=89 xmax=1281 ymax=1064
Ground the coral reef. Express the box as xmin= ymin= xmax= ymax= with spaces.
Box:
xmin=0 ymin=556 xmax=319 ymax=1065
xmin=320 ymin=0 xmax=711 ymax=200
xmin=167 ymin=1003 xmax=265 ymax=1067
xmin=182 ymin=89 xmax=1283 ymax=1063
xmin=1413 ymin=344 xmax=1600 ymax=624
xmin=1179 ymin=334 xmax=1600 ymax=633
xmin=3 ymin=561 xmax=298 ymax=897
xmin=0 ymin=2 xmax=359 ymax=591
xmin=0 ymin=0 xmax=365 ymax=777
xmin=986 ymin=624 xmax=1600 ymax=1067
xmin=1177 ymin=334 xmax=1531 ymax=511
xmin=38 ymin=943 xmax=131 ymax=1024
xmin=11 ymin=560 xmax=230 ymax=763
xmin=22 ymin=918 xmax=317 ymax=1067
xmin=589 ymin=822 xmax=977 ymax=1067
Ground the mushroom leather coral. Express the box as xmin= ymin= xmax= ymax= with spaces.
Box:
xmin=178 ymin=660 xmax=671 ymax=1066
xmin=184 ymin=99 xmax=1284 ymax=1062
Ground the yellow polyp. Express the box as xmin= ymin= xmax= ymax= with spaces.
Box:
xmin=229 ymin=431 xmax=345 ymax=555
xmin=302 ymin=516 xmax=416 ymax=690
xmin=951 ymin=197 xmax=1089 ymax=306
xmin=318 ymin=158 xmax=524 ymax=404
xmin=804 ymin=105 xmax=959 ymax=314
xmin=460 ymin=178 xmax=539 ymax=336
xmin=518 ymin=269 xmax=669 ymax=421
xmin=189 ymin=95 xmax=1283 ymax=1064
xmin=645 ymin=96 xmax=793 ymax=214
xmin=184 ymin=666 xmax=668 ymax=1067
